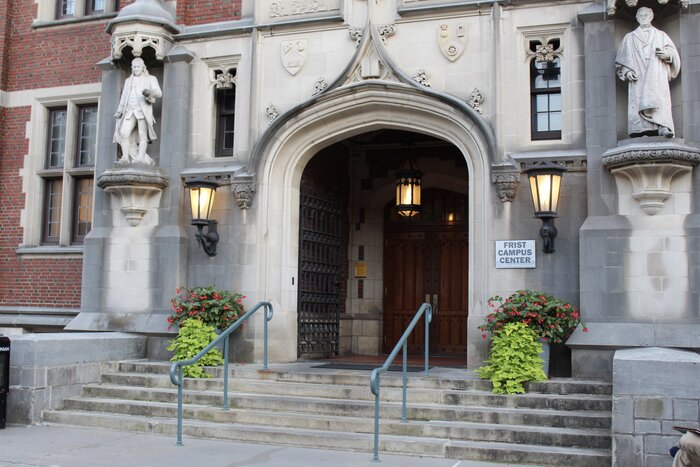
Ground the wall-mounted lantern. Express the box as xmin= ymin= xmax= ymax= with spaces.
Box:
xmin=395 ymin=153 xmax=423 ymax=219
xmin=184 ymin=177 xmax=219 ymax=257
xmin=526 ymin=162 xmax=566 ymax=254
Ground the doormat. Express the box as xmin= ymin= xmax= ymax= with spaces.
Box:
xmin=311 ymin=363 xmax=430 ymax=372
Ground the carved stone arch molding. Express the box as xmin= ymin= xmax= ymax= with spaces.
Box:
xmin=247 ymin=81 xmax=496 ymax=368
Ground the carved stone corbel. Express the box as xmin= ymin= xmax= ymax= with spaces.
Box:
xmin=232 ymin=182 xmax=256 ymax=209
xmin=491 ymin=171 xmax=520 ymax=202
xmin=97 ymin=166 xmax=169 ymax=226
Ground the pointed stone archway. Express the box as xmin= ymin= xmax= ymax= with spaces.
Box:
xmin=248 ymin=82 xmax=496 ymax=368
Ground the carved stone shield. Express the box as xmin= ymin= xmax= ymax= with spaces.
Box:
xmin=281 ymin=39 xmax=308 ymax=76
xmin=438 ymin=24 xmax=467 ymax=62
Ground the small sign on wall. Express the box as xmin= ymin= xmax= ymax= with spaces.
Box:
xmin=495 ymin=240 xmax=536 ymax=269
xmin=354 ymin=262 xmax=367 ymax=278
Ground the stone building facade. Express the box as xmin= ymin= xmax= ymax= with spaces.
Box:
xmin=0 ymin=0 xmax=698 ymax=379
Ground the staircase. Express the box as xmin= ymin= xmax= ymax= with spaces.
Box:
xmin=43 ymin=361 xmax=612 ymax=466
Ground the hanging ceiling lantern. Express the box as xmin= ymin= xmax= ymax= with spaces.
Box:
xmin=395 ymin=154 xmax=423 ymax=219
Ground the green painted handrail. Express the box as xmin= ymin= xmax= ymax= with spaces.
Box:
xmin=169 ymin=301 xmax=273 ymax=446
xmin=369 ymin=302 xmax=431 ymax=462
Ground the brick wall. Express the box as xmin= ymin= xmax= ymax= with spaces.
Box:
xmin=3 ymin=0 xmax=110 ymax=92
xmin=177 ymin=0 xmax=242 ymax=26
xmin=0 ymin=107 xmax=84 ymax=307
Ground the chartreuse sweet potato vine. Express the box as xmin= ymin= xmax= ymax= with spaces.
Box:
xmin=167 ymin=319 xmax=224 ymax=378
xmin=477 ymin=322 xmax=547 ymax=394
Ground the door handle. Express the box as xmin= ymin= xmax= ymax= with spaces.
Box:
xmin=432 ymin=294 xmax=438 ymax=316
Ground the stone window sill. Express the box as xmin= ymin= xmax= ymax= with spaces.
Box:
xmin=32 ymin=12 xmax=118 ymax=29
xmin=16 ymin=245 xmax=84 ymax=256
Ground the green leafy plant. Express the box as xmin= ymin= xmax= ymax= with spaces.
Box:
xmin=167 ymin=319 xmax=224 ymax=378
xmin=479 ymin=290 xmax=588 ymax=344
xmin=168 ymin=285 xmax=245 ymax=331
xmin=477 ymin=322 xmax=547 ymax=394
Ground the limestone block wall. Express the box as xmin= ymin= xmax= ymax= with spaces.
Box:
xmin=612 ymin=348 xmax=700 ymax=467
xmin=7 ymin=333 xmax=147 ymax=424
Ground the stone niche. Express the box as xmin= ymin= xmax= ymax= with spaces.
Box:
xmin=603 ymin=139 xmax=700 ymax=216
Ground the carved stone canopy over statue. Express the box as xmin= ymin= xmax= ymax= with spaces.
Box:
xmin=615 ymin=7 xmax=680 ymax=138
xmin=113 ymin=57 xmax=162 ymax=165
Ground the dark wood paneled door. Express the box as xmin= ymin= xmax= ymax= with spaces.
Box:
xmin=383 ymin=228 xmax=468 ymax=356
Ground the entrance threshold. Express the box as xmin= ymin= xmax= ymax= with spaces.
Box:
xmin=320 ymin=354 xmax=467 ymax=369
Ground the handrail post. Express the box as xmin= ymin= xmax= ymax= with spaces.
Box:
xmin=372 ymin=373 xmax=380 ymax=462
xmin=176 ymin=365 xmax=183 ymax=446
xmin=264 ymin=304 xmax=269 ymax=370
xmin=402 ymin=341 xmax=407 ymax=423
xmin=223 ymin=334 xmax=229 ymax=410
xmin=425 ymin=306 xmax=430 ymax=377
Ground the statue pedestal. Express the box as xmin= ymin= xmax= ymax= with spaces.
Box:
xmin=97 ymin=165 xmax=169 ymax=227
xmin=602 ymin=139 xmax=700 ymax=216
xmin=572 ymin=139 xmax=700 ymax=378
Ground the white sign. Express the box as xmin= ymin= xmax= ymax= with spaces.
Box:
xmin=495 ymin=240 xmax=536 ymax=269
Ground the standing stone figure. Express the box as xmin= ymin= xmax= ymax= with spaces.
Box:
xmin=114 ymin=58 xmax=162 ymax=164
xmin=615 ymin=7 xmax=680 ymax=138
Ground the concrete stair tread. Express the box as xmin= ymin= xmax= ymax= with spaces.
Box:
xmin=446 ymin=438 xmax=611 ymax=456
xmin=116 ymin=362 xmax=612 ymax=393
xmin=57 ymin=395 xmax=611 ymax=437
xmin=82 ymin=382 xmax=612 ymax=416
xmin=101 ymin=371 xmax=613 ymax=401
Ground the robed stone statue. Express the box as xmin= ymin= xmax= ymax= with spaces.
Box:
xmin=615 ymin=7 xmax=680 ymax=138
xmin=114 ymin=58 xmax=162 ymax=164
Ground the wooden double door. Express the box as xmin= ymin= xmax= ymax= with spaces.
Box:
xmin=383 ymin=228 xmax=468 ymax=356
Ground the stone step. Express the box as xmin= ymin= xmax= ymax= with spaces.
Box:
xmin=42 ymin=409 xmax=611 ymax=466
xmin=117 ymin=360 xmax=613 ymax=395
xmin=60 ymin=396 xmax=611 ymax=449
xmin=80 ymin=384 xmax=611 ymax=429
xmin=100 ymin=372 xmax=612 ymax=410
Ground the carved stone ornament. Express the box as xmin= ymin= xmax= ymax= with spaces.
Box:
xmin=602 ymin=142 xmax=700 ymax=215
xmin=607 ymin=0 xmax=688 ymax=16
xmin=412 ymin=69 xmax=431 ymax=87
xmin=281 ymin=39 xmax=308 ymax=76
xmin=312 ymin=78 xmax=328 ymax=95
xmin=232 ymin=183 xmax=256 ymax=209
xmin=491 ymin=172 xmax=520 ymax=202
xmin=266 ymin=104 xmax=279 ymax=123
xmin=438 ymin=24 xmax=467 ymax=62
xmin=526 ymin=37 xmax=563 ymax=64
xmin=348 ymin=27 xmax=363 ymax=46
xmin=467 ymin=88 xmax=484 ymax=114
xmin=112 ymin=32 xmax=170 ymax=61
xmin=377 ymin=24 xmax=396 ymax=44
xmin=213 ymin=71 xmax=236 ymax=89
xmin=97 ymin=166 xmax=169 ymax=226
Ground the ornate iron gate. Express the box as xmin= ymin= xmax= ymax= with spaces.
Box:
xmin=297 ymin=183 xmax=343 ymax=357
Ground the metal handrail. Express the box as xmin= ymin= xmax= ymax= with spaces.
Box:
xmin=169 ymin=301 xmax=273 ymax=446
xmin=369 ymin=302 xmax=431 ymax=462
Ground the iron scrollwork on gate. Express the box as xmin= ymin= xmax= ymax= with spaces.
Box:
xmin=298 ymin=183 xmax=342 ymax=357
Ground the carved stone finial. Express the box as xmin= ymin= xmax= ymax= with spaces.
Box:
xmin=312 ymin=78 xmax=328 ymax=95
xmin=348 ymin=27 xmax=363 ymax=46
xmin=467 ymin=88 xmax=484 ymax=114
xmin=491 ymin=172 xmax=520 ymax=202
xmin=266 ymin=104 xmax=279 ymax=123
xmin=377 ymin=24 xmax=396 ymax=44
xmin=412 ymin=69 xmax=431 ymax=87
xmin=232 ymin=183 xmax=256 ymax=209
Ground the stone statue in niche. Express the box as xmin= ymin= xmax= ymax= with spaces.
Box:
xmin=615 ymin=7 xmax=680 ymax=138
xmin=114 ymin=58 xmax=162 ymax=164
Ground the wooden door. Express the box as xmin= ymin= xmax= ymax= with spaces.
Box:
xmin=383 ymin=228 xmax=468 ymax=355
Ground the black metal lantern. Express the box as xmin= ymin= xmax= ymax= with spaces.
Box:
xmin=526 ymin=162 xmax=565 ymax=254
xmin=395 ymin=156 xmax=422 ymax=219
xmin=185 ymin=177 xmax=219 ymax=257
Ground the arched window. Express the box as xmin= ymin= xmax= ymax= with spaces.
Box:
xmin=530 ymin=39 xmax=562 ymax=140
